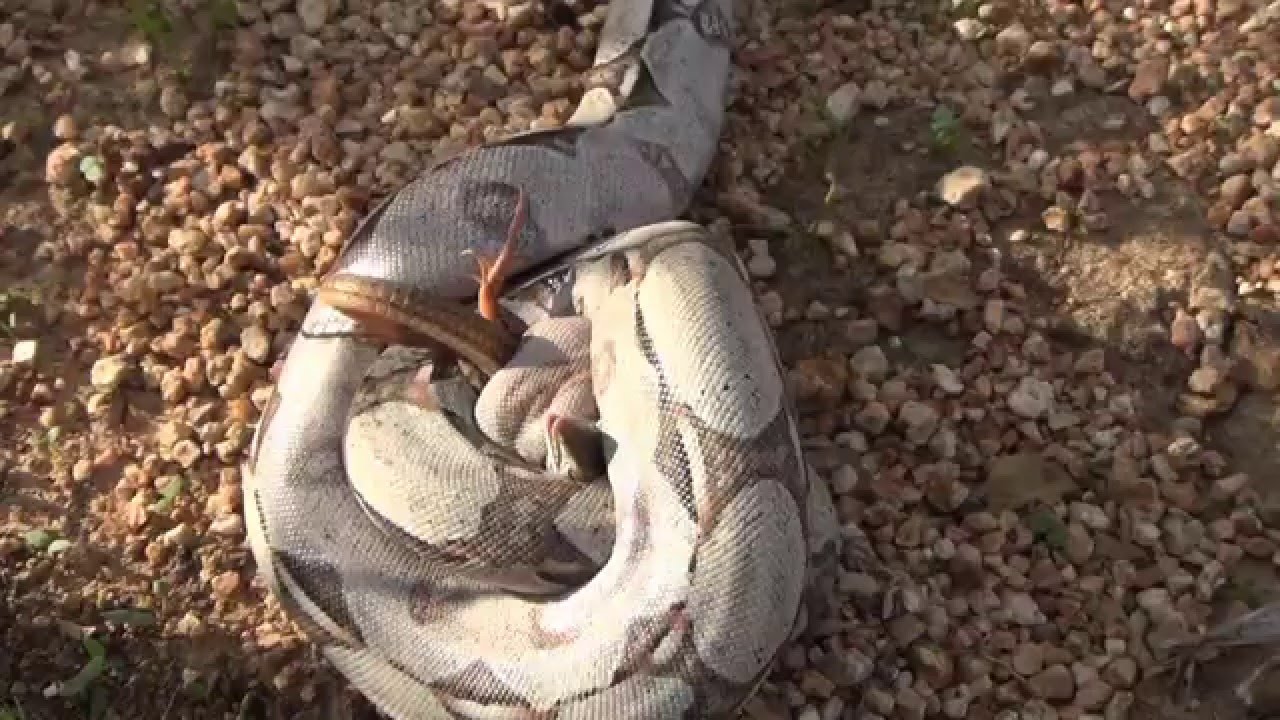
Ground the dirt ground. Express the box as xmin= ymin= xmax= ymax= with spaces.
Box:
xmin=3 ymin=0 xmax=1280 ymax=718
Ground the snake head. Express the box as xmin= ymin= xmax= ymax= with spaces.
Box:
xmin=544 ymin=413 xmax=606 ymax=483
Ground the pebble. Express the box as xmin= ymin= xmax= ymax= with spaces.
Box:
xmin=1006 ymin=591 xmax=1047 ymax=625
xmin=90 ymin=355 xmax=133 ymax=391
xmin=994 ymin=23 xmax=1031 ymax=57
xmin=953 ymin=18 xmax=984 ymax=40
xmin=826 ymin=82 xmax=861 ymax=125
xmin=1076 ymin=678 xmax=1114 ymax=710
xmin=1007 ymin=376 xmax=1055 ymax=419
xmin=898 ymin=401 xmax=940 ymax=444
xmin=1030 ymin=664 xmax=1075 ymax=700
xmin=850 ymin=346 xmax=889 ymax=382
xmin=12 ymin=339 xmax=38 ymax=366
xmin=296 ymin=0 xmax=330 ymax=32
xmin=1102 ymin=656 xmax=1138 ymax=689
xmin=936 ymin=166 xmax=990 ymax=208
xmin=748 ymin=251 xmax=777 ymax=279
xmin=1012 ymin=642 xmax=1045 ymax=675
xmin=160 ymin=523 xmax=197 ymax=549
xmin=209 ymin=514 xmax=245 ymax=537
xmin=1128 ymin=57 xmax=1168 ymax=99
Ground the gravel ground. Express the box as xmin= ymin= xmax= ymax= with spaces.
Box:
xmin=2 ymin=0 xmax=1280 ymax=718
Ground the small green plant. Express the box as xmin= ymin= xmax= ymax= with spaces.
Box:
xmin=24 ymin=527 xmax=72 ymax=555
xmin=59 ymin=634 xmax=107 ymax=698
xmin=78 ymin=155 xmax=106 ymax=185
xmin=150 ymin=475 xmax=185 ymax=514
xmin=0 ymin=702 xmax=24 ymax=720
xmin=929 ymin=105 xmax=962 ymax=153
xmin=209 ymin=0 xmax=238 ymax=31
xmin=129 ymin=0 xmax=173 ymax=45
xmin=1027 ymin=508 xmax=1068 ymax=550
xmin=23 ymin=527 xmax=56 ymax=552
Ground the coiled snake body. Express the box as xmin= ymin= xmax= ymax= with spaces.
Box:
xmin=241 ymin=0 xmax=843 ymax=717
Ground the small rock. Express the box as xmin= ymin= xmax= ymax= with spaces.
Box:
xmin=1222 ymin=173 xmax=1255 ymax=208
xmin=932 ymin=364 xmax=964 ymax=394
xmin=211 ymin=570 xmax=241 ymax=598
xmin=1025 ymin=40 xmax=1059 ymax=73
xmin=161 ymin=523 xmax=198 ymax=549
xmin=849 ymin=346 xmax=889 ymax=382
xmin=158 ymin=86 xmax=187 ymax=119
xmin=1007 ymin=376 xmax=1055 ymax=418
xmin=1065 ymin=523 xmax=1094 ymax=563
xmin=45 ymin=143 xmax=81 ymax=185
xmin=52 ymin=114 xmax=77 ymax=140
xmin=1076 ymin=678 xmax=1114 ymax=710
xmin=1074 ymin=348 xmax=1106 ymax=374
xmin=898 ymin=401 xmax=940 ymax=444
xmin=1241 ymin=135 xmax=1280 ymax=170
xmin=1102 ymin=656 xmax=1138 ymax=689
xmin=995 ymin=23 xmax=1031 ymax=57
xmin=1188 ymin=363 xmax=1225 ymax=394
xmin=861 ymin=79 xmax=891 ymax=109
xmin=171 ymin=440 xmax=202 ymax=469
xmin=794 ymin=357 xmax=847 ymax=405
xmin=953 ymin=17 xmax=984 ymax=40
xmin=895 ymin=687 xmax=926 ymax=720
xmin=1170 ymin=308 xmax=1201 ymax=356
xmin=844 ymin=317 xmax=878 ymax=346
xmin=799 ymin=669 xmax=835 ymax=699
xmin=174 ymin=611 xmax=205 ymax=636
xmin=90 ymin=355 xmax=133 ymax=391
xmin=209 ymin=514 xmax=244 ymax=537
xmin=1128 ymin=57 xmax=1169 ymax=100
xmin=940 ymin=685 xmax=973 ymax=719
xmin=924 ymin=473 xmax=969 ymax=512
xmin=888 ymin=614 xmax=926 ymax=646
xmin=1042 ymin=205 xmax=1071 ymax=232
xmin=1012 ymin=642 xmax=1045 ymax=675
xmin=983 ymin=298 xmax=1005 ymax=334
xmin=1030 ymin=664 xmax=1075 ymax=700
xmin=747 ymin=253 xmax=776 ymax=278
xmin=1105 ymin=691 xmax=1134 ymax=720
xmin=826 ymin=82 xmax=861 ymax=125
xmin=12 ymin=339 xmax=38 ymax=365
xmin=1211 ymin=473 xmax=1250 ymax=500
xmin=1227 ymin=210 xmax=1254 ymax=236
xmin=121 ymin=39 xmax=151 ymax=66
xmin=1256 ymin=97 xmax=1280 ymax=126
xmin=1006 ymin=591 xmax=1047 ymax=625
xmin=936 ymin=166 xmax=990 ymax=208
xmin=856 ymin=401 xmax=891 ymax=435
xmin=864 ymin=687 xmax=895 ymax=715
xmin=296 ymin=0 xmax=330 ymax=31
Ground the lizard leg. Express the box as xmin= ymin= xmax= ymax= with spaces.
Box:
xmin=474 ymin=187 xmax=529 ymax=323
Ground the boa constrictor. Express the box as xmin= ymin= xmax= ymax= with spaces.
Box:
xmin=240 ymin=0 xmax=844 ymax=717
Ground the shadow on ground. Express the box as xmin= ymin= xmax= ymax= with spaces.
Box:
xmin=746 ymin=70 xmax=1280 ymax=720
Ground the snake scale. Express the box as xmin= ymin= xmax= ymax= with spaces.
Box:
xmin=241 ymin=0 xmax=846 ymax=717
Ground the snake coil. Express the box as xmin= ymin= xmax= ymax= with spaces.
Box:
xmin=242 ymin=0 xmax=843 ymax=717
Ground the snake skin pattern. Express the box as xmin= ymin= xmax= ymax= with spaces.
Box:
xmin=241 ymin=0 xmax=843 ymax=717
